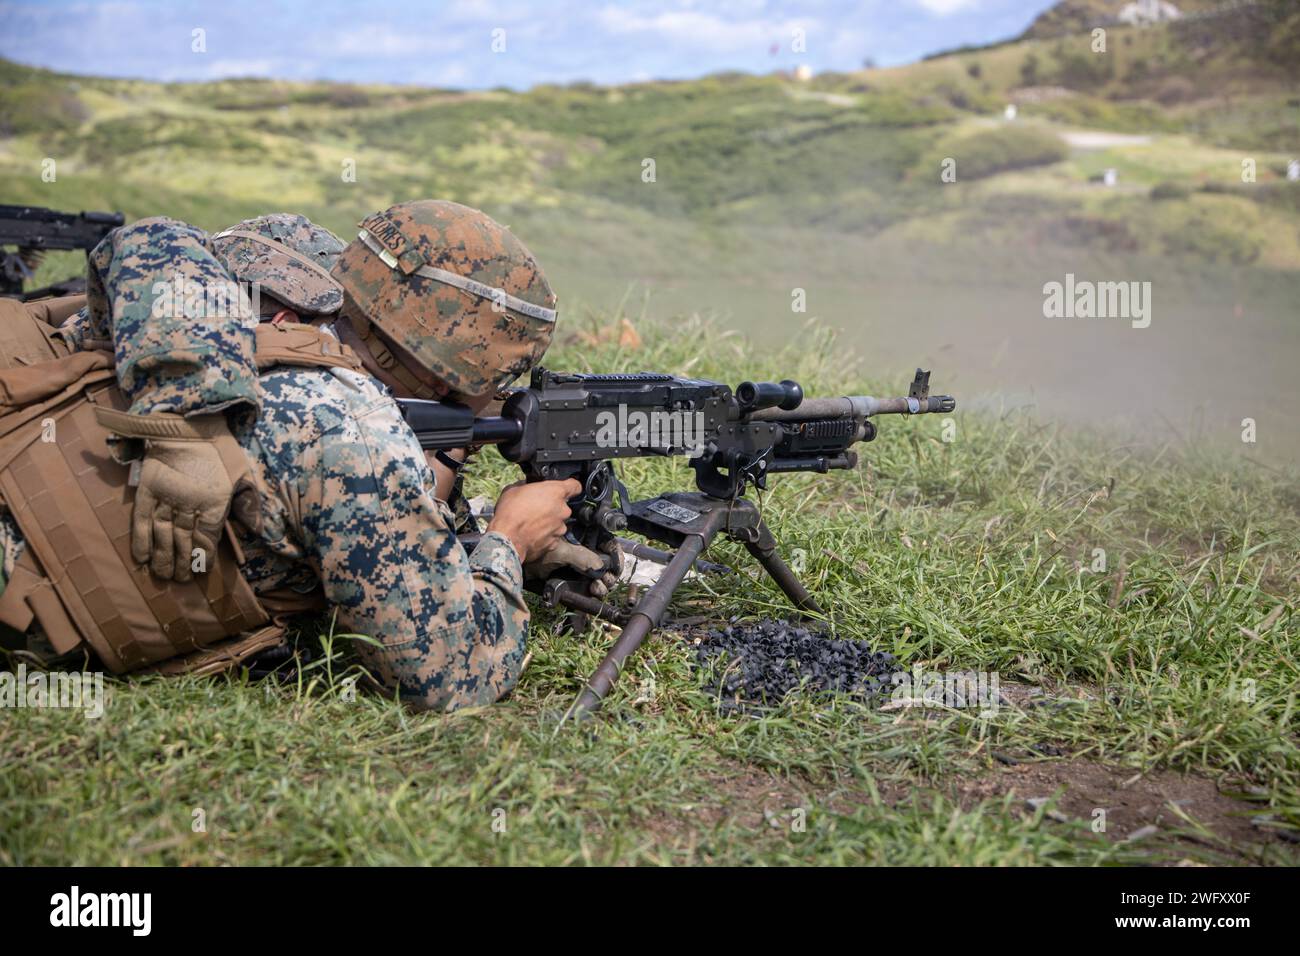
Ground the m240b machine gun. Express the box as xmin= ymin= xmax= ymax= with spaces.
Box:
xmin=1 ymin=204 xmax=125 ymax=300
xmin=400 ymin=366 xmax=955 ymax=718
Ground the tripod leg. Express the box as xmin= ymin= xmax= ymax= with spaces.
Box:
xmin=569 ymin=533 xmax=707 ymax=719
xmin=744 ymin=536 xmax=825 ymax=617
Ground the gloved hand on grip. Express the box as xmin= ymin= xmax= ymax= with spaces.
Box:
xmin=93 ymin=407 xmax=242 ymax=582
xmin=526 ymin=537 xmax=623 ymax=598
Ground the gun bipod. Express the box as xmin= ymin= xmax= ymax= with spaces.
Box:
xmin=557 ymin=492 xmax=825 ymax=722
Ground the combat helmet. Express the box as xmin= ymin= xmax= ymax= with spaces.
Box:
xmin=330 ymin=200 xmax=557 ymax=398
xmin=209 ymin=213 xmax=346 ymax=317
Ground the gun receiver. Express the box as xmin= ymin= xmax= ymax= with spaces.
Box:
xmin=398 ymin=365 xmax=955 ymax=719
xmin=1 ymin=204 xmax=126 ymax=300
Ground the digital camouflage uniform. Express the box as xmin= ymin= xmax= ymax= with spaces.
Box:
xmin=13 ymin=216 xmax=531 ymax=710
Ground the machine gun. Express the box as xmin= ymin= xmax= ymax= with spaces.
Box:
xmin=399 ymin=366 xmax=955 ymax=717
xmin=1 ymin=204 xmax=125 ymax=300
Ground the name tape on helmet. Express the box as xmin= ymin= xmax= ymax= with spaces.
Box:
xmin=357 ymin=229 xmax=557 ymax=324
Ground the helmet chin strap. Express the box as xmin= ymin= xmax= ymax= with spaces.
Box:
xmin=336 ymin=301 xmax=445 ymax=401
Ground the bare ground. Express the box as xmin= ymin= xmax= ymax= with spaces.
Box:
xmin=625 ymin=754 xmax=1293 ymax=863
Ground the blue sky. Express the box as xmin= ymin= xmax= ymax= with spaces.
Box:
xmin=0 ymin=0 xmax=1059 ymax=89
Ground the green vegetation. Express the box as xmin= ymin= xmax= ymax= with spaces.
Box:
xmin=1149 ymin=181 xmax=1191 ymax=200
xmin=2 ymin=2 xmax=1297 ymax=269
xmin=934 ymin=124 xmax=1070 ymax=181
xmin=3 ymin=317 xmax=1297 ymax=865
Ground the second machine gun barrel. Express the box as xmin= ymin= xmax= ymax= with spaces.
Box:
xmin=1 ymin=204 xmax=126 ymax=299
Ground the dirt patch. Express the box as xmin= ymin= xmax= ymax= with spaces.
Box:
xmin=626 ymin=764 xmax=913 ymax=851
xmin=631 ymin=755 xmax=1290 ymax=863
xmin=638 ymin=767 xmax=814 ymax=842
xmin=958 ymin=759 xmax=1264 ymax=846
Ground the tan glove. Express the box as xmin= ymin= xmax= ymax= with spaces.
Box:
xmin=526 ymin=537 xmax=623 ymax=598
xmin=94 ymin=407 xmax=239 ymax=582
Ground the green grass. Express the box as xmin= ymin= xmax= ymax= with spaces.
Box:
xmin=3 ymin=317 xmax=1297 ymax=865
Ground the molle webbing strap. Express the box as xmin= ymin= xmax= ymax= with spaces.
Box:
xmin=0 ymin=366 xmax=116 ymax=459
xmin=139 ymin=624 xmax=287 ymax=678
xmin=92 ymin=406 xmax=232 ymax=441
xmin=251 ymin=322 xmax=363 ymax=373
xmin=355 ymin=228 xmax=557 ymax=324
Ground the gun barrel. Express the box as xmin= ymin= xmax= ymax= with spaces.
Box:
xmin=750 ymin=393 xmax=955 ymax=420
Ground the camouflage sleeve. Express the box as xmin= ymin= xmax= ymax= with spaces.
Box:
xmin=296 ymin=383 xmax=530 ymax=711
xmin=86 ymin=216 xmax=260 ymax=417
xmin=52 ymin=307 xmax=97 ymax=352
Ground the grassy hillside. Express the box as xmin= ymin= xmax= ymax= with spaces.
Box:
xmin=916 ymin=0 xmax=1299 ymax=148
xmin=3 ymin=2 xmax=1297 ymax=259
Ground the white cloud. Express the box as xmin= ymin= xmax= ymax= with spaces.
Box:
xmin=205 ymin=58 xmax=277 ymax=78
xmin=909 ymin=0 xmax=983 ymax=15
xmin=595 ymin=5 xmax=813 ymax=53
xmin=321 ymin=24 xmax=465 ymax=58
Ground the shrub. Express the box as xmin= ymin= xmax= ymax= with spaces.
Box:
xmin=1045 ymin=214 xmax=1139 ymax=252
xmin=1163 ymin=217 xmax=1260 ymax=265
xmin=1053 ymin=48 xmax=1115 ymax=91
xmin=942 ymin=125 xmax=1069 ymax=180
xmin=0 ymin=83 xmax=86 ymax=137
xmin=1020 ymin=53 xmax=1041 ymax=87
xmin=1154 ymin=76 xmax=1197 ymax=106
xmin=1150 ymin=181 xmax=1191 ymax=200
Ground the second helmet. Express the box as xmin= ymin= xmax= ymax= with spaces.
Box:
xmin=331 ymin=200 xmax=557 ymax=396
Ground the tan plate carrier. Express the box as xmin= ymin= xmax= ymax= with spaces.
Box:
xmin=0 ymin=296 xmax=360 ymax=676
